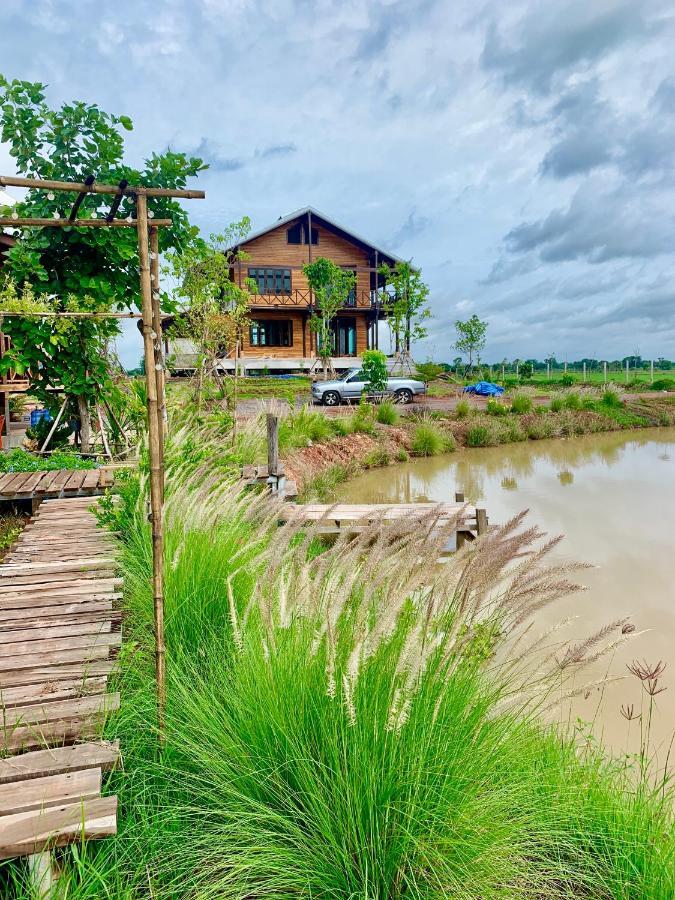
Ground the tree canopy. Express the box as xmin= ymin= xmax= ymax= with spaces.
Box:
xmin=379 ymin=261 xmax=430 ymax=354
xmin=453 ymin=314 xmax=487 ymax=370
xmin=304 ymin=257 xmax=355 ymax=376
xmin=0 ymin=76 xmax=205 ymax=447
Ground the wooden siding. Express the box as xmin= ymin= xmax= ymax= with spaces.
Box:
xmin=241 ymin=310 xmax=369 ymax=358
xmin=240 ymin=221 xmax=372 ymax=307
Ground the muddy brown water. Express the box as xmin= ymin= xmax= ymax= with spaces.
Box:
xmin=338 ymin=428 xmax=675 ymax=757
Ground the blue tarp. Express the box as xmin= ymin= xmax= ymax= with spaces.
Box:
xmin=463 ymin=381 xmax=505 ymax=396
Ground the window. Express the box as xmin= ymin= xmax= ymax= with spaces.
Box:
xmin=249 ymin=319 xmax=293 ymax=347
xmin=248 ymin=268 xmax=291 ymax=294
xmin=286 ymin=223 xmax=318 ymax=245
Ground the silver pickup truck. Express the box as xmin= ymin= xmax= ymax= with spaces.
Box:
xmin=311 ymin=369 xmax=427 ymax=406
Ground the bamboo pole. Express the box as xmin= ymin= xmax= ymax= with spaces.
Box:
xmin=137 ymin=193 xmax=166 ymax=739
xmin=0 ymin=217 xmax=172 ymax=228
xmin=150 ymin=227 xmax=167 ymax=446
xmin=0 ymin=174 xmax=205 ymax=198
xmin=39 ymin=397 xmax=68 ymax=452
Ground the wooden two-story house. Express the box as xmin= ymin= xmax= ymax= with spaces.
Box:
xmin=203 ymin=207 xmax=405 ymax=373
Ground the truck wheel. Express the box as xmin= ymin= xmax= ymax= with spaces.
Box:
xmin=323 ymin=391 xmax=341 ymax=406
xmin=394 ymin=388 xmax=413 ymax=404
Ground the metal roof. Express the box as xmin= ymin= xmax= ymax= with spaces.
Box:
xmin=238 ymin=206 xmax=408 ymax=266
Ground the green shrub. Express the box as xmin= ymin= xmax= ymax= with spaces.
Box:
xmin=455 ymin=398 xmax=471 ymax=418
xmin=375 ymin=401 xmax=399 ymax=425
xmin=560 ymin=373 xmax=576 ymax=387
xmin=415 ymin=361 xmax=445 ymax=381
xmin=411 ymin=423 xmax=445 ymax=456
xmin=651 ymin=378 xmax=675 ymax=391
xmin=510 ymin=393 xmax=533 ymax=414
xmin=467 ymin=424 xmax=492 ymax=447
xmin=349 ymin=403 xmax=376 ymax=435
xmin=394 ymin=447 xmax=409 ymax=462
xmin=363 ymin=448 xmax=390 ymax=468
xmin=361 ymin=349 xmax=388 ymax=395
xmin=330 ymin=417 xmax=352 ymax=437
xmin=0 ymin=448 xmax=94 ymax=472
xmin=550 ymin=396 xmax=564 ymax=412
xmin=601 ymin=389 xmax=623 ymax=408
xmin=486 ymin=398 xmax=509 ymax=416
xmin=564 ymin=392 xmax=582 ymax=410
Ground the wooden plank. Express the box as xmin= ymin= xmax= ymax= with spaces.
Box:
xmin=0 ymin=644 xmax=117 ymax=673
xmin=0 ymin=768 xmax=101 ymax=815
xmin=0 ymin=472 xmax=17 ymax=493
xmin=0 ymin=659 xmax=118 ymax=689
xmin=33 ymin=470 xmax=62 ymax=495
xmin=0 ymin=796 xmax=117 ymax=859
xmin=0 ymin=472 xmax=29 ymax=495
xmin=0 ymin=741 xmax=119 ymax=784
xmin=0 ymin=577 xmax=122 ymax=597
xmin=82 ymin=470 xmax=101 ymax=491
xmin=63 ymin=471 xmax=87 ymax=493
xmin=1 ymin=620 xmax=112 ymax=644
xmin=1 ymin=631 xmax=120 ymax=659
xmin=0 ymin=585 xmax=121 ymax=620
xmin=19 ymin=472 xmax=47 ymax=495
xmin=0 ymin=558 xmax=115 ymax=578
xmin=0 ymin=602 xmax=117 ymax=626
xmin=0 ymin=677 xmax=109 ymax=708
xmin=1 ymin=694 xmax=119 ymax=729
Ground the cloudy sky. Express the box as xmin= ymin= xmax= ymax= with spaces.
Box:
xmin=1 ymin=0 xmax=674 ymax=366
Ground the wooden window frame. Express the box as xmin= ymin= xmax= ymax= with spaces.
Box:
xmin=248 ymin=267 xmax=292 ymax=295
xmin=249 ymin=318 xmax=294 ymax=348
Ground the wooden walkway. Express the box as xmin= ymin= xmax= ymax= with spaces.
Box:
xmin=0 ymin=497 xmax=120 ymax=871
xmin=280 ymin=501 xmax=488 ymax=543
xmin=0 ymin=468 xmax=114 ymax=503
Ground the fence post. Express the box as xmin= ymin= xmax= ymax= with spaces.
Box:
xmin=625 ymin=359 xmax=629 ymax=384
xmin=583 ymin=362 xmax=586 ymax=382
xmin=603 ymin=361 xmax=607 ymax=386
xmin=267 ymin=413 xmax=280 ymax=477
xmin=651 ymin=360 xmax=654 ymax=384
xmin=476 ymin=508 xmax=488 ymax=536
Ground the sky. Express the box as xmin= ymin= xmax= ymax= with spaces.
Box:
xmin=1 ymin=0 xmax=674 ymax=366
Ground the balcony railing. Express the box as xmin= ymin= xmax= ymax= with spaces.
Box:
xmin=248 ymin=290 xmax=380 ymax=309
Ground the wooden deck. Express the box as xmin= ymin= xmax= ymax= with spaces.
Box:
xmin=0 ymin=497 xmax=121 ymax=869
xmin=280 ymin=501 xmax=487 ymax=542
xmin=0 ymin=468 xmax=114 ymax=503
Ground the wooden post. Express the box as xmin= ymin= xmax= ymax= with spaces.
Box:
xmin=267 ymin=413 xmax=279 ymax=477
xmin=137 ymin=193 xmax=166 ymax=740
xmin=150 ymin=227 xmax=167 ymax=446
xmin=476 ymin=508 xmax=488 ymax=536
xmin=455 ymin=491 xmax=464 ymax=502
xmin=28 ymin=851 xmax=55 ymax=898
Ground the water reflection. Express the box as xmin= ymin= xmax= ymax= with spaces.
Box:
xmin=340 ymin=428 xmax=675 ymax=756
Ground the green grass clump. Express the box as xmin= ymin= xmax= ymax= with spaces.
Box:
xmin=411 ymin=422 xmax=445 ymax=456
xmin=375 ymin=400 xmax=399 ymax=425
xmin=349 ymin=403 xmax=376 ymax=434
xmin=563 ymin=391 xmax=582 ymax=410
xmin=363 ymin=448 xmax=390 ymax=468
xmin=486 ymin=398 xmax=509 ymax=416
xmin=467 ymin=423 xmax=496 ymax=447
xmin=550 ymin=396 xmax=564 ymax=412
xmin=394 ymin=447 xmax=409 ymax=462
xmin=455 ymin=398 xmax=471 ymax=418
xmin=510 ymin=393 xmax=533 ymax=414
xmin=651 ymin=378 xmax=675 ymax=391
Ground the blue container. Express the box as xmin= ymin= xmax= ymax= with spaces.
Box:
xmin=30 ymin=408 xmax=52 ymax=427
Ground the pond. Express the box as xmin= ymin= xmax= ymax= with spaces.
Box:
xmin=339 ymin=427 xmax=675 ymax=757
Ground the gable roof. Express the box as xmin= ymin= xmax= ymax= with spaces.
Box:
xmin=238 ymin=206 xmax=408 ymax=266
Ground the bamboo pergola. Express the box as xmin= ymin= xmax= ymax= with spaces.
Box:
xmin=0 ymin=174 xmax=205 ymax=737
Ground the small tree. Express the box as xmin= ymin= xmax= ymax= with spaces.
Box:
xmin=361 ymin=349 xmax=388 ymax=399
xmin=378 ymin=261 xmax=430 ymax=356
xmin=304 ymin=257 xmax=355 ymax=379
xmin=0 ymin=76 xmax=204 ymax=446
xmin=166 ymin=221 xmax=252 ymax=412
xmin=453 ymin=314 xmax=487 ymax=372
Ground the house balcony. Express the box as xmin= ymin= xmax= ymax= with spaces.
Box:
xmin=248 ymin=289 xmax=380 ymax=310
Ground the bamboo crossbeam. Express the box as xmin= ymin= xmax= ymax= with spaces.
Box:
xmin=0 ymin=217 xmax=172 ymax=228
xmin=0 ymin=175 xmax=205 ymax=199
xmin=0 ymin=311 xmax=171 ymax=319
